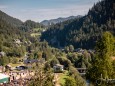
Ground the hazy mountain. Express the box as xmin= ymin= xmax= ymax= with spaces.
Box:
xmin=40 ymin=0 xmax=115 ymax=49
xmin=40 ymin=15 xmax=82 ymax=26
xmin=0 ymin=10 xmax=23 ymax=27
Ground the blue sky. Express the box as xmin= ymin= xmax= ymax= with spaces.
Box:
xmin=0 ymin=0 xmax=99 ymax=22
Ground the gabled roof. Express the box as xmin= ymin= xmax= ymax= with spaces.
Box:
xmin=24 ymin=59 xmax=45 ymax=64
xmin=54 ymin=64 xmax=64 ymax=67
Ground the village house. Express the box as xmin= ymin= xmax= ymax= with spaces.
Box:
xmin=9 ymin=71 xmax=34 ymax=81
xmin=53 ymin=64 xmax=64 ymax=73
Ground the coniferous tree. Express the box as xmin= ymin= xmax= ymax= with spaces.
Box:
xmin=86 ymin=32 xmax=115 ymax=85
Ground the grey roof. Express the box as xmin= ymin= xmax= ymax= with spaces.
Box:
xmin=24 ymin=59 xmax=45 ymax=64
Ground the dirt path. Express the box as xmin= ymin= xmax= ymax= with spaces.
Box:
xmin=54 ymin=73 xmax=61 ymax=86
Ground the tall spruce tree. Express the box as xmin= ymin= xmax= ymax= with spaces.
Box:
xmin=86 ymin=32 xmax=115 ymax=85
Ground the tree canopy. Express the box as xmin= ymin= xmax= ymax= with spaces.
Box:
xmin=86 ymin=32 xmax=115 ymax=85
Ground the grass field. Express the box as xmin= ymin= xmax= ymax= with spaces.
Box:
xmin=30 ymin=33 xmax=41 ymax=37
xmin=9 ymin=62 xmax=24 ymax=67
xmin=30 ymin=28 xmax=46 ymax=37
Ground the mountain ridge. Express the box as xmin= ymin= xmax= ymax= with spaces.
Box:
xmin=40 ymin=15 xmax=82 ymax=26
xmin=40 ymin=0 xmax=115 ymax=49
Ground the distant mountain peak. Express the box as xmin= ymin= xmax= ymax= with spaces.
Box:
xmin=40 ymin=15 xmax=82 ymax=26
xmin=40 ymin=0 xmax=115 ymax=49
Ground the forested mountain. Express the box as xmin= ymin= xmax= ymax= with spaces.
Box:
xmin=40 ymin=15 xmax=81 ymax=26
xmin=41 ymin=0 xmax=115 ymax=49
xmin=0 ymin=10 xmax=44 ymax=32
xmin=0 ymin=15 xmax=26 ymax=57
xmin=0 ymin=10 xmax=26 ymax=43
xmin=0 ymin=10 xmax=44 ymax=57
xmin=20 ymin=20 xmax=44 ymax=32
xmin=0 ymin=10 xmax=23 ymax=27
xmin=24 ymin=20 xmax=43 ymax=28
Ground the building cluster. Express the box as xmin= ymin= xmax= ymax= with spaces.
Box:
xmin=0 ymin=67 xmax=34 ymax=86
xmin=0 ymin=58 xmax=47 ymax=86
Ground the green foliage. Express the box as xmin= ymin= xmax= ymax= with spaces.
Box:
xmin=64 ymin=46 xmax=70 ymax=53
xmin=68 ymin=66 xmax=86 ymax=86
xmin=24 ymin=20 xmax=44 ymax=30
xmin=27 ymin=41 xmax=54 ymax=61
xmin=44 ymin=62 xmax=51 ymax=71
xmin=29 ymin=63 xmax=54 ymax=86
xmin=113 ymin=61 xmax=115 ymax=67
xmin=96 ymin=32 xmax=115 ymax=57
xmin=58 ymin=57 xmax=72 ymax=69
xmin=0 ymin=56 xmax=9 ymax=66
xmin=41 ymin=0 xmax=115 ymax=49
xmin=65 ymin=45 xmax=74 ymax=53
xmin=74 ymin=55 xmax=91 ymax=68
xmin=50 ymin=58 xmax=59 ymax=67
xmin=10 ymin=57 xmax=18 ymax=64
xmin=69 ymin=45 xmax=74 ymax=52
xmin=112 ymin=60 xmax=115 ymax=74
xmin=0 ymin=9 xmax=44 ymax=59
xmin=64 ymin=77 xmax=76 ymax=86
xmin=86 ymin=32 xmax=115 ymax=85
xmin=67 ymin=53 xmax=78 ymax=63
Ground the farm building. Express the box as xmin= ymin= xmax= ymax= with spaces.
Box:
xmin=53 ymin=64 xmax=64 ymax=73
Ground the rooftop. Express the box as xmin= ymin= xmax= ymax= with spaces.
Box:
xmin=54 ymin=64 xmax=64 ymax=67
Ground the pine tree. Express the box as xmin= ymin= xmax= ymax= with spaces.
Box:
xmin=86 ymin=32 xmax=115 ymax=85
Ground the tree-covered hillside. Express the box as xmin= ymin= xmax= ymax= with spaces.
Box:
xmin=0 ymin=10 xmax=23 ymax=27
xmin=40 ymin=15 xmax=81 ymax=26
xmin=41 ymin=0 xmax=115 ymax=49
xmin=0 ymin=10 xmax=44 ymax=57
xmin=23 ymin=20 xmax=45 ymax=32
xmin=0 ymin=10 xmax=44 ymax=32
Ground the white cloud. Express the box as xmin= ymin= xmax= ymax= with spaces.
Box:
xmin=0 ymin=5 xmax=8 ymax=9
xmin=17 ymin=4 xmax=93 ymax=22
xmin=0 ymin=0 xmax=99 ymax=22
xmin=0 ymin=3 xmax=94 ymax=22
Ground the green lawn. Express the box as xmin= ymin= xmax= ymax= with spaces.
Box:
xmin=32 ymin=28 xmax=45 ymax=32
xmin=30 ymin=28 xmax=46 ymax=37
xmin=9 ymin=62 xmax=24 ymax=67
xmin=30 ymin=33 xmax=41 ymax=37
